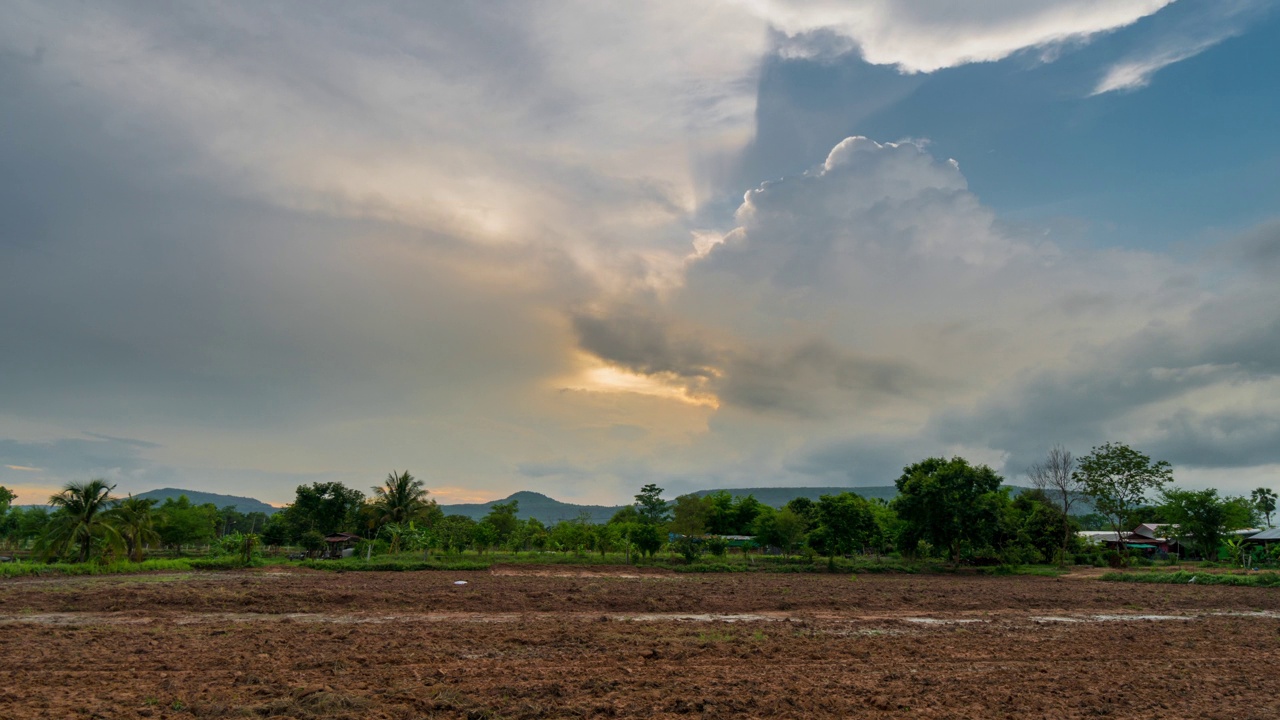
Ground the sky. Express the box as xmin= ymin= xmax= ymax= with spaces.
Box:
xmin=2 ymin=0 xmax=1279 ymax=506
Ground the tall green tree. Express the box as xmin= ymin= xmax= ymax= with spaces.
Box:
xmin=1252 ymin=488 xmax=1276 ymax=528
xmin=754 ymin=506 xmax=807 ymax=557
xmin=1161 ymin=488 xmax=1255 ymax=561
xmin=808 ymin=493 xmax=880 ymax=560
xmin=1009 ymin=490 xmax=1081 ymax=564
xmin=702 ymin=492 xmax=765 ymax=535
xmin=0 ymin=486 xmax=14 ymax=516
xmin=893 ymin=457 xmax=1005 ymax=564
xmin=634 ymin=484 xmax=670 ymax=525
xmin=1075 ymin=442 xmax=1173 ymax=563
xmin=669 ymin=494 xmax=710 ymax=536
xmin=0 ymin=486 xmax=14 ymax=548
xmin=436 ymin=514 xmax=478 ymax=553
xmin=107 ymin=495 xmax=160 ymax=562
xmin=370 ymin=470 xmax=439 ymax=527
xmin=482 ymin=500 xmax=521 ymax=546
xmin=548 ymin=516 xmax=592 ymax=555
xmin=40 ymin=479 xmax=124 ymax=562
xmin=280 ymin=482 xmax=365 ymax=540
xmin=7 ymin=507 xmax=49 ymax=549
xmin=516 ymin=517 xmax=548 ymax=552
xmin=155 ymin=496 xmax=219 ymax=552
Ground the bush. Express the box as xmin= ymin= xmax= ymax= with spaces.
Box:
xmin=671 ymin=536 xmax=703 ymax=563
xmin=704 ymin=537 xmax=729 ymax=557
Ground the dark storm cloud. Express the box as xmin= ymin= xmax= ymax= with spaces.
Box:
xmin=1147 ymin=409 xmax=1280 ymax=469
xmin=717 ymin=340 xmax=932 ymax=417
xmin=1217 ymin=219 xmax=1280 ymax=274
xmin=931 ymin=283 xmax=1280 ymax=475
xmin=572 ymin=304 xmax=929 ymax=417
xmin=571 ymin=307 xmax=721 ymax=381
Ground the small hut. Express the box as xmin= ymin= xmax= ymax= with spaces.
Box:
xmin=323 ymin=532 xmax=362 ymax=559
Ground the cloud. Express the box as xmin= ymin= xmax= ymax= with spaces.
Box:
xmin=1215 ymin=219 xmax=1280 ymax=274
xmin=0 ymin=1 xmax=766 ymax=256
xmin=0 ymin=434 xmax=164 ymax=488
xmin=1093 ymin=36 xmax=1223 ymax=94
xmin=2 ymin=3 xmax=1278 ymax=505
xmin=569 ymin=133 xmax=1280 ymax=492
xmin=1092 ymin=0 xmax=1266 ymax=94
xmin=740 ymin=0 xmax=1175 ymax=72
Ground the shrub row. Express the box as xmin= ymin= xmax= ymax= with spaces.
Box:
xmin=296 ymin=558 xmax=492 ymax=572
xmin=1100 ymin=570 xmax=1280 ymax=587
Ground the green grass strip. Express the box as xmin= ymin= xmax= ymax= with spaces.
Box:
xmin=1100 ymin=570 xmax=1280 ymax=587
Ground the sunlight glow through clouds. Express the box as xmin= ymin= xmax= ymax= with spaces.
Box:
xmin=561 ymin=355 xmax=720 ymax=408
xmin=426 ymin=486 xmax=497 ymax=504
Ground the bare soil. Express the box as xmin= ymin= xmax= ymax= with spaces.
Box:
xmin=2 ymin=565 xmax=1278 ymax=719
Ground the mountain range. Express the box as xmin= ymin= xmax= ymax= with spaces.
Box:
xmin=16 ymin=485 xmax=1084 ymax=522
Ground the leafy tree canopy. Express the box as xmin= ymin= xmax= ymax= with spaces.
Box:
xmin=1074 ymin=442 xmax=1172 ymax=556
xmin=893 ymin=457 xmax=1005 ymax=564
xmin=155 ymin=495 xmax=219 ymax=550
xmin=482 ymin=500 xmax=521 ymax=545
xmin=633 ymin=483 xmax=670 ymax=525
xmin=280 ymin=482 xmax=365 ymax=540
xmin=1161 ymin=487 xmax=1256 ymax=561
xmin=809 ymin=493 xmax=880 ymax=558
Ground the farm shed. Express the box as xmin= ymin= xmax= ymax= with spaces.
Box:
xmin=1078 ymin=526 xmax=1176 ymax=556
xmin=1245 ymin=527 xmax=1280 ymax=545
xmin=323 ymin=532 xmax=362 ymax=558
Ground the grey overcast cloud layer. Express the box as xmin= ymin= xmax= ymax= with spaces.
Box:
xmin=1 ymin=1 xmax=1277 ymax=505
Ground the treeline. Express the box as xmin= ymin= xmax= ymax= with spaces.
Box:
xmin=1 ymin=442 xmax=1274 ymax=566
xmin=0 ymin=481 xmax=268 ymax=562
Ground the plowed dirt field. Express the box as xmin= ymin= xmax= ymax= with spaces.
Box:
xmin=2 ymin=565 xmax=1278 ymax=719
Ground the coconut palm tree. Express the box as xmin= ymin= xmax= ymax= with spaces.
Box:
xmin=370 ymin=470 xmax=436 ymax=526
xmin=107 ymin=495 xmax=160 ymax=562
xmin=41 ymin=479 xmax=124 ymax=562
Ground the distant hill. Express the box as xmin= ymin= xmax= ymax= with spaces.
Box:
xmin=439 ymin=491 xmax=626 ymax=525
xmin=134 ymin=488 xmax=279 ymax=515
xmin=21 ymin=484 xmax=1085 ymax=524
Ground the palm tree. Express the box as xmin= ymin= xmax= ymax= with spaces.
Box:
xmin=370 ymin=470 xmax=435 ymax=526
xmin=107 ymin=495 xmax=160 ymax=562
xmin=41 ymin=479 xmax=124 ymax=562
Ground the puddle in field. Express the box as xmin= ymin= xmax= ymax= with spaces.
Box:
xmin=1031 ymin=614 xmax=1189 ymax=623
xmin=901 ymin=617 xmax=987 ymax=625
xmin=618 ymin=613 xmax=787 ymax=623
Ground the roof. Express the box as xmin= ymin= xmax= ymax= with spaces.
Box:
xmin=323 ymin=532 xmax=362 ymax=542
xmin=1247 ymin=527 xmax=1280 ymax=541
